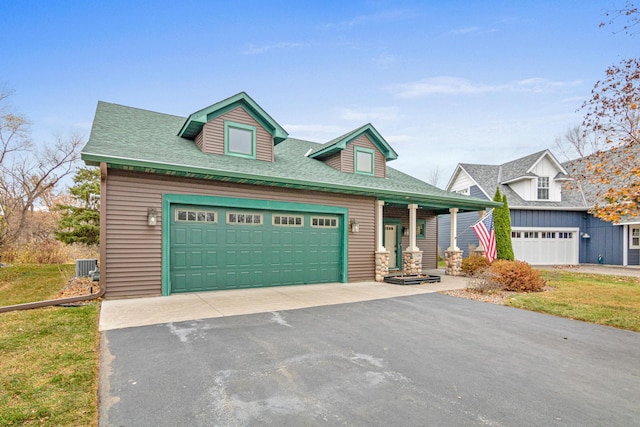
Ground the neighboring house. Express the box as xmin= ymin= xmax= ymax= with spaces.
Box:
xmin=82 ymin=92 xmax=493 ymax=298
xmin=439 ymin=149 xmax=640 ymax=266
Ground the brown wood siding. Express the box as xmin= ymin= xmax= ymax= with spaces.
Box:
xmin=194 ymin=131 xmax=203 ymax=151
xmin=201 ymin=107 xmax=274 ymax=162
xmin=323 ymin=152 xmax=342 ymax=171
xmin=383 ymin=206 xmax=437 ymax=269
xmin=343 ymin=134 xmax=386 ymax=178
xmin=104 ymin=170 xmax=375 ymax=298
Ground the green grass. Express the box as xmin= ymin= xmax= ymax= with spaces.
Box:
xmin=0 ymin=264 xmax=75 ymax=305
xmin=0 ymin=264 xmax=99 ymax=426
xmin=508 ymin=271 xmax=640 ymax=332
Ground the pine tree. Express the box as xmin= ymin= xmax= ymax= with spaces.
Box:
xmin=493 ymin=188 xmax=514 ymax=260
xmin=55 ymin=168 xmax=100 ymax=246
xmin=501 ymin=194 xmax=515 ymax=260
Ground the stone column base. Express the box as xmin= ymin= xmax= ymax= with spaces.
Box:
xmin=402 ymin=250 xmax=423 ymax=275
xmin=375 ymin=251 xmax=390 ymax=282
xmin=445 ymin=249 xmax=464 ymax=276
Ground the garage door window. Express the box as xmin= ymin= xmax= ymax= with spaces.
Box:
xmin=227 ymin=212 xmax=263 ymax=225
xmin=176 ymin=209 xmax=217 ymax=223
xmin=559 ymin=232 xmax=573 ymax=239
xmin=273 ymin=214 xmax=303 ymax=227
xmin=311 ymin=216 xmax=338 ymax=228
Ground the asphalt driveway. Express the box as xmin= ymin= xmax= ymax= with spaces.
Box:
xmin=100 ymin=293 xmax=640 ymax=426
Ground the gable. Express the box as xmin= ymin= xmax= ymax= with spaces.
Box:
xmin=447 ymin=166 xmax=476 ymax=194
xmin=196 ymin=106 xmax=274 ymax=162
xmin=316 ymin=133 xmax=387 ymax=177
xmin=178 ymin=92 xmax=288 ymax=144
xmin=309 ymin=124 xmax=396 ymax=178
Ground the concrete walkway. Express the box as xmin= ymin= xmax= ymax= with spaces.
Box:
xmin=99 ymin=270 xmax=467 ymax=331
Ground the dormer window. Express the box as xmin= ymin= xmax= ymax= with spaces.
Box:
xmin=537 ymin=177 xmax=549 ymax=200
xmin=355 ymin=146 xmax=374 ymax=176
xmin=225 ymin=121 xmax=256 ymax=159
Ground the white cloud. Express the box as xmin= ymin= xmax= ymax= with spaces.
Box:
xmin=385 ymin=134 xmax=414 ymax=145
xmin=448 ymin=26 xmax=481 ymax=35
xmin=283 ymin=123 xmax=344 ymax=134
xmin=325 ymin=9 xmax=418 ymax=30
xmin=372 ymin=53 xmax=397 ymax=68
xmin=391 ymin=76 xmax=582 ymax=98
xmin=336 ymin=105 xmax=399 ymax=122
xmin=242 ymin=42 xmax=310 ymax=55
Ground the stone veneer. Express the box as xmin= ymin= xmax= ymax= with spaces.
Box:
xmin=445 ymin=249 xmax=464 ymax=276
xmin=375 ymin=251 xmax=390 ymax=282
xmin=402 ymin=250 xmax=423 ymax=275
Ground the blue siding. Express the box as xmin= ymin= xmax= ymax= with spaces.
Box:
xmin=438 ymin=210 xmax=486 ymax=258
xmin=510 ymin=210 xmax=624 ymax=265
xmin=439 ymin=206 xmax=629 ymax=264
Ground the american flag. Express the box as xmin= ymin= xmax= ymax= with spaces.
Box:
xmin=472 ymin=210 xmax=497 ymax=263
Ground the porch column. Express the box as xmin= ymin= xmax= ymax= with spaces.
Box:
xmin=376 ymin=200 xmax=385 ymax=252
xmin=445 ymin=208 xmax=463 ymax=276
xmin=402 ymin=204 xmax=423 ymax=275
xmin=374 ymin=200 xmax=389 ymax=282
xmin=448 ymin=208 xmax=459 ymax=251
xmin=408 ymin=203 xmax=418 ymax=252
xmin=623 ymin=225 xmax=629 ymax=266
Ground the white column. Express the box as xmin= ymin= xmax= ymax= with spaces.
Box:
xmin=376 ymin=200 xmax=385 ymax=252
xmin=448 ymin=208 xmax=459 ymax=251
xmin=623 ymin=225 xmax=629 ymax=266
xmin=408 ymin=204 xmax=418 ymax=251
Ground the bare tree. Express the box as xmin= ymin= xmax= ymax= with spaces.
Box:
xmin=553 ymin=125 xmax=605 ymax=161
xmin=576 ymin=3 xmax=640 ymax=222
xmin=425 ymin=165 xmax=442 ymax=188
xmin=0 ymin=90 xmax=82 ymax=253
xmin=600 ymin=1 xmax=639 ymax=35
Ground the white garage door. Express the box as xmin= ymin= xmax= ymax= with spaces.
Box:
xmin=511 ymin=228 xmax=579 ymax=265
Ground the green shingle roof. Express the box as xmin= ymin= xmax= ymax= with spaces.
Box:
xmin=308 ymin=123 xmax=398 ymax=161
xmin=82 ymin=101 xmax=498 ymax=213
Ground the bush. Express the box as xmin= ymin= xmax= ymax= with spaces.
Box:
xmin=487 ymin=260 xmax=545 ymax=292
xmin=467 ymin=269 xmax=502 ymax=294
xmin=461 ymin=254 xmax=489 ymax=276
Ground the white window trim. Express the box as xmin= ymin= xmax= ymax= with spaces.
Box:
xmin=537 ymin=177 xmax=549 ymax=200
xmin=226 ymin=211 xmax=263 ymax=225
xmin=311 ymin=216 xmax=339 ymax=228
xmin=175 ymin=209 xmax=217 ymax=223
xmin=631 ymin=226 xmax=640 ymax=249
xmin=272 ymin=214 xmax=304 ymax=227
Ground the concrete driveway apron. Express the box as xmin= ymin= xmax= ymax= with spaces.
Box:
xmin=99 ymin=293 xmax=640 ymax=426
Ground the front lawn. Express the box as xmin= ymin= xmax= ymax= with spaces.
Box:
xmin=0 ymin=264 xmax=99 ymax=426
xmin=508 ymin=271 xmax=640 ymax=332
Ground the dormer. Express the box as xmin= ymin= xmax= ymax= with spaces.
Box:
xmin=177 ymin=92 xmax=288 ymax=162
xmin=500 ymin=150 xmax=568 ymax=202
xmin=307 ymin=124 xmax=398 ymax=178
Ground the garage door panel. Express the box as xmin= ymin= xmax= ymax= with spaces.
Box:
xmin=170 ymin=205 xmax=342 ymax=292
xmin=512 ymin=229 xmax=577 ymax=265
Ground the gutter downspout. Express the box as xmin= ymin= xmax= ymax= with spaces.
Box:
xmin=0 ymin=285 xmax=105 ymax=314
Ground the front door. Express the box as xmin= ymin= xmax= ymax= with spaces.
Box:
xmin=385 ymin=224 xmax=398 ymax=269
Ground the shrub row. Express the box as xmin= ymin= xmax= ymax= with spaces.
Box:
xmin=462 ymin=255 xmax=545 ymax=293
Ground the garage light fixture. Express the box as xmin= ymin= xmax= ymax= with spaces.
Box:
xmin=581 ymin=232 xmax=590 ymax=239
xmin=147 ymin=208 xmax=158 ymax=226
xmin=350 ymin=218 xmax=360 ymax=233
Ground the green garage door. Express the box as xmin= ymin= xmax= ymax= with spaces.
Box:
xmin=170 ymin=205 xmax=342 ymax=292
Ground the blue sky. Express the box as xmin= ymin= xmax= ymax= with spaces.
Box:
xmin=1 ymin=0 xmax=636 ymax=187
